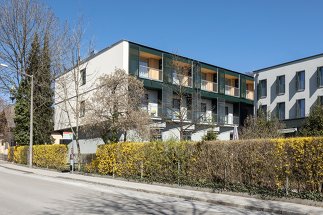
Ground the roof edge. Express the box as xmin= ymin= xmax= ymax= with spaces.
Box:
xmin=253 ymin=53 xmax=323 ymax=73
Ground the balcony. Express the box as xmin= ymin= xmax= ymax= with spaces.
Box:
xmin=219 ymin=115 xmax=240 ymax=125
xmin=139 ymin=65 xmax=163 ymax=81
xmin=173 ymin=74 xmax=193 ymax=87
xmin=170 ymin=109 xmax=192 ymax=121
xmin=141 ymin=104 xmax=162 ymax=118
xmin=197 ymin=112 xmax=217 ymax=124
xmin=201 ymin=80 xmax=218 ymax=93
xmin=246 ymin=90 xmax=254 ymax=100
xmin=225 ymin=85 xmax=240 ymax=97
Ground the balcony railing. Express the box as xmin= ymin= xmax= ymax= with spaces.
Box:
xmin=197 ymin=112 xmax=217 ymax=124
xmin=201 ymin=80 xmax=218 ymax=93
xmin=225 ymin=85 xmax=240 ymax=97
xmin=218 ymin=115 xmax=240 ymax=125
xmin=139 ymin=65 xmax=163 ymax=81
xmin=173 ymin=74 xmax=193 ymax=87
xmin=246 ymin=90 xmax=254 ymax=100
xmin=171 ymin=109 xmax=192 ymax=121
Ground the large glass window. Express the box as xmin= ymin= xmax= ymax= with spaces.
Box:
xmin=259 ymin=79 xmax=267 ymax=98
xmin=277 ymin=102 xmax=285 ymax=120
xmin=139 ymin=57 xmax=149 ymax=78
xmin=296 ymin=99 xmax=305 ymax=118
xmin=277 ymin=75 xmax=285 ymax=95
xmin=296 ymin=71 xmax=305 ymax=91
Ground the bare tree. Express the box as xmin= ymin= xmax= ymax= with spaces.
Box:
xmin=162 ymin=55 xmax=216 ymax=140
xmin=0 ymin=0 xmax=67 ymax=94
xmin=54 ymin=21 xmax=94 ymax=170
xmin=84 ymin=69 xmax=151 ymax=143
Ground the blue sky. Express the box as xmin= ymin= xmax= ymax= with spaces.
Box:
xmin=44 ymin=0 xmax=323 ymax=74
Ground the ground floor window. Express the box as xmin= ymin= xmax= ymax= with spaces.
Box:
xmin=183 ymin=131 xmax=192 ymax=141
xmin=151 ymin=129 xmax=162 ymax=141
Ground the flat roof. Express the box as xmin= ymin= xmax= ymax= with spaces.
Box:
xmin=253 ymin=53 xmax=323 ymax=73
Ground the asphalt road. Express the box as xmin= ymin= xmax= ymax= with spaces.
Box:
xmin=0 ymin=166 xmax=274 ymax=215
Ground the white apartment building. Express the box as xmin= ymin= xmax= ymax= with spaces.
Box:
xmin=254 ymin=53 xmax=323 ymax=133
xmin=54 ymin=40 xmax=254 ymax=143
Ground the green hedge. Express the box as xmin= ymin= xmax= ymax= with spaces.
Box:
xmin=8 ymin=144 xmax=68 ymax=170
xmin=93 ymin=137 xmax=323 ymax=200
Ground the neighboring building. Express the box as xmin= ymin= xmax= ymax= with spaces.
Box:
xmin=54 ymin=40 xmax=254 ymax=142
xmin=0 ymin=105 xmax=15 ymax=155
xmin=254 ymin=53 xmax=323 ymax=134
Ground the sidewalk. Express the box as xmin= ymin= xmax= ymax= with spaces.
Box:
xmin=1 ymin=161 xmax=323 ymax=215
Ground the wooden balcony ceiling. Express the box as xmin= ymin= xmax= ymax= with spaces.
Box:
xmin=139 ymin=51 xmax=161 ymax=60
xmin=201 ymin=67 xmax=216 ymax=74
xmin=246 ymin=79 xmax=254 ymax=85
xmin=225 ymin=74 xmax=238 ymax=80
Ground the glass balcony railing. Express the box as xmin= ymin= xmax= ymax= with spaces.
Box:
xmin=173 ymin=74 xmax=193 ymax=87
xmin=171 ymin=109 xmax=192 ymax=121
xmin=139 ymin=65 xmax=163 ymax=81
xmin=197 ymin=112 xmax=217 ymax=124
xmin=218 ymin=115 xmax=240 ymax=125
xmin=225 ymin=85 xmax=240 ymax=97
xmin=246 ymin=90 xmax=254 ymax=100
xmin=201 ymin=80 xmax=218 ymax=93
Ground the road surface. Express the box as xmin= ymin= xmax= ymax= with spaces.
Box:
xmin=0 ymin=166 xmax=273 ymax=215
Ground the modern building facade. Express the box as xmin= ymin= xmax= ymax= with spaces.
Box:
xmin=54 ymin=40 xmax=254 ymax=142
xmin=254 ymin=53 xmax=323 ymax=133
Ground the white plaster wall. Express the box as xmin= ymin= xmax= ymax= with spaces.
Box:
xmin=256 ymin=56 xmax=323 ymax=120
xmin=54 ymin=41 xmax=129 ymax=130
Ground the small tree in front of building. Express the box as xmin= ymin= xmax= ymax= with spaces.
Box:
xmin=299 ymin=105 xmax=323 ymax=136
xmin=240 ymin=108 xmax=285 ymax=139
xmin=84 ymin=69 xmax=151 ymax=143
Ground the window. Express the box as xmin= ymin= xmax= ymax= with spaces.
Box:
xmin=80 ymin=69 xmax=86 ymax=86
xmin=259 ymin=105 xmax=267 ymax=116
xmin=296 ymin=71 xmax=305 ymax=91
xmin=80 ymin=101 xmax=85 ymax=117
xmin=318 ymin=96 xmax=323 ymax=106
xmin=201 ymin=103 xmax=207 ymax=113
xmin=183 ymin=131 xmax=191 ymax=141
xmin=259 ymin=79 xmax=267 ymax=98
xmin=151 ymin=129 xmax=162 ymax=141
xmin=173 ymin=99 xmax=180 ymax=110
xmin=276 ymin=75 xmax=285 ymax=95
xmin=296 ymin=99 xmax=305 ymax=118
xmin=318 ymin=67 xmax=323 ymax=87
xmin=139 ymin=57 xmax=149 ymax=78
xmin=277 ymin=102 xmax=285 ymax=120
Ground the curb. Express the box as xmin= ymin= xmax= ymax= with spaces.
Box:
xmin=0 ymin=163 xmax=318 ymax=215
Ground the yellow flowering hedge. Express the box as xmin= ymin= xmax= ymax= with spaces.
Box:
xmin=8 ymin=144 xmax=68 ymax=170
xmin=95 ymin=137 xmax=323 ymax=199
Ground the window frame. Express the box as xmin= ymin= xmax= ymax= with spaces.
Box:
xmin=80 ymin=68 xmax=86 ymax=86
xmin=277 ymin=102 xmax=285 ymax=120
xmin=296 ymin=70 xmax=305 ymax=92
xmin=318 ymin=67 xmax=323 ymax=88
xmin=259 ymin=79 xmax=267 ymax=98
xmin=296 ymin=99 xmax=305 ymax=118
xmin=80 ymin=101 xmax=85 ymax=118
xmin=277 ymin=75 xmax=285 ymax=95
